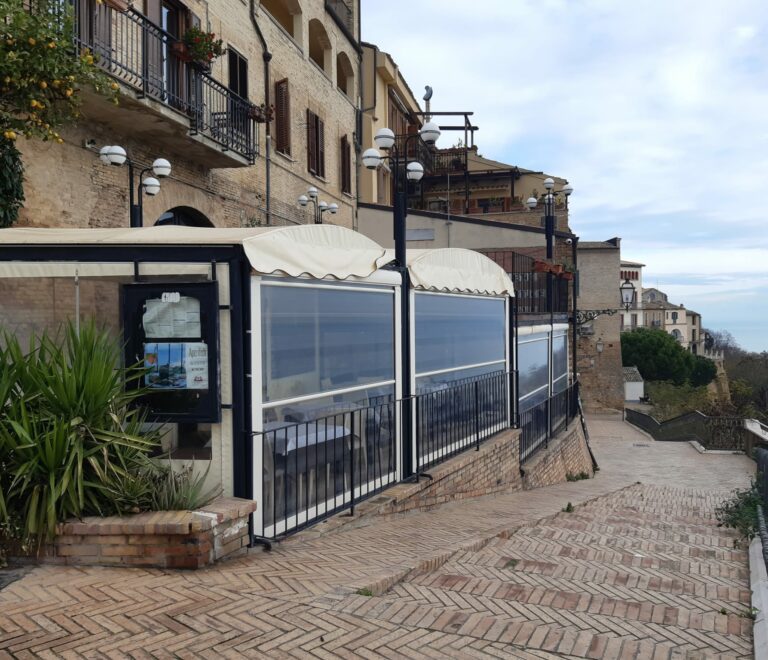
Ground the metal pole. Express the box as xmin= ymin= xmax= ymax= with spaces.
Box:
xmin=474 ymin=380 xmax=480 ymax=451
xmin=128 ymin=161 xmax=141 ymax=228
xmin=545 ymin=194 xmax=554 ymax=260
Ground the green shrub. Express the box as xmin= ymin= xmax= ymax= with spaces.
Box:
xmin=0 ymin=321 xmax=217 ymax=551
xmin=715 ymin=482 xmax=761 ymax=541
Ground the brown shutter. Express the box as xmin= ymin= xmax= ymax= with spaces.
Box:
xmin=307 ymin=109 xmax=317 ymax=174
xmin=317 ymin=117 xmax=325 ymax=178
xmin=340 ymin=135 xmax=351 ymax=194
xmin=275 ymin=79 xmax=290 ymax=155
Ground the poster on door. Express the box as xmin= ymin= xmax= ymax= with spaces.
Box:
xmin=144 ymin=342 xmax=209 ymax=390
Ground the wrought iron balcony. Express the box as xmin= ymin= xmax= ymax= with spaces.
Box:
xmin=393 ymin=134 xmax=434 ymax=173
xmin=428 ymin=147 xmax=468 ymax=176
xmin=69 ymin=3 xmax=257 ymax=163
xmin=481 ymin=250 xmax=571 ymax=315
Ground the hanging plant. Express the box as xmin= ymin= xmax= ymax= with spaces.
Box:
xmin=0 ymin=138 xmax=24 ymax=228
xmin=248 ymin=103 xmax=274 ymax=123
xmin=181 ymin=26 xmax=223 ymax=69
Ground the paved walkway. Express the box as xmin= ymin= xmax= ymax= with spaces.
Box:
xmin=0 ymin=417 xmax=756 ymax=658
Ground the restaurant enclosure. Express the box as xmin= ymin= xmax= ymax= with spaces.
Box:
xmin=0 ymin=226 xmax=573 ymax=540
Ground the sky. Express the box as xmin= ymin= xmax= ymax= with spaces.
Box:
xmin=361 ymin=0 xmax=768 ymax=352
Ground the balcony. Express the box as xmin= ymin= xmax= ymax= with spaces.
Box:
xmin=429 ymin=147 xmax=468 ymax=176
xmin=71 ymin=4 xmax=257 ymax=167
xmin=481 ymin=250 xmax=571 ymax=315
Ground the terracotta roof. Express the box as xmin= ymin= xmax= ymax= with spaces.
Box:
xmin=623 ymin=366 xmax=644 ymax=383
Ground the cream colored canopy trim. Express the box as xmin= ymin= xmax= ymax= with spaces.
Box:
xmin=388 ymin=248 xmax=514 ymax=296
xmin=0 ymin=225 xmax=390 ymax=281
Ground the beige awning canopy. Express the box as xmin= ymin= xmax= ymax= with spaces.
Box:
xmin=0 ymin=225 xmax=390 ymax=280
xmin=391 ymin=248 xmax=515 ymax=297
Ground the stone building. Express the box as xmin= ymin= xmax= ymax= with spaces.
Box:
xmin=576 ymin=239 xmax=624 ymax=412
xmin=15 ymin=0 xmax=360 ymax=231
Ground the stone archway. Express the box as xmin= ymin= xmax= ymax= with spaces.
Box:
xmin=155 ymin=206 xmax=214 ymax=227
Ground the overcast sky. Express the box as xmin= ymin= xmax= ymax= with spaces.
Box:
xmin=361 ymin=0 xmax=768 ymax=352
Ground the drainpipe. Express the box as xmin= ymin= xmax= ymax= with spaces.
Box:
xmin=250 ymin=1 xmax=272 ymax=224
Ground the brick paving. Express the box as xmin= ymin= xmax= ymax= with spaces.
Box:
xmin=0 ymin=417 xmax=756 ymax=658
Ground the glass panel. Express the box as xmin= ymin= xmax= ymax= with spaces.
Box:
xmin=261 ymin=285 xmax=395 ymax=403
xmin=553 ymin=373 xmax=568 ymax=394
xmin=518 ymin=333 xmax=549 ymax=400
xmin=520 ymin=384 xmax=549 ymax=409
xmin=263 ymin=385 xmax=395 ymax=426
xmin=553 ymin=333 xmax=568 ymax=381
xmin=415 ymin=294 xmax=505 ymax=375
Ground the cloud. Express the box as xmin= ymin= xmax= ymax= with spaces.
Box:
xmin=361 ymin=0 xmax=768 ymax=350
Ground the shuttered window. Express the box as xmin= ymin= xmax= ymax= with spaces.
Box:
xmin=306 ymin=109 xmax=325 ymax=178
xmin=340 ymin=135 xmax=351 ymax=194
xmin=274 ymin=79 xmax=291 ymax=156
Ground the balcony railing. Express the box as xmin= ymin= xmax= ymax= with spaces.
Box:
xmin=519 ymin=383 xmax=579 ymax=464
xmin=68 ymin=3 xmax=256 ymax=162
xmin=394 ymin=134 xmax=434 ymax=173
xmin=429 ymin=147 xmax=468 ymax=175
xmin=482 ymin=250 xmax=571 ymax=314
xmin=253 ymin=371 xmax=514 ymax=539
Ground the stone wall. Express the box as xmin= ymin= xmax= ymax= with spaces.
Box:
xmin=521 ymin=424 xmax=594 ymax=490
xmin=16 ymin=0 xmax=359 ymax=231
xmin=50 ymin=498 xmax=256 ymax=569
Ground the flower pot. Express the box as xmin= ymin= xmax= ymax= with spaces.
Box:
xmin=171 ymin=41 xmax=192 ymax=62
xmin=561 ymin=272 xmax=574 ymax=281
xmin=101 ymin=0 xmax=130 ymax=11
xmin=533 ymin=261 xmax=550 ymax=273
xmin=551 ymin=264 xmax=564 ymax=275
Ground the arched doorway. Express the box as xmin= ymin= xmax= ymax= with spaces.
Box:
xmin=155 ymin=206 xmax=213 ymax=227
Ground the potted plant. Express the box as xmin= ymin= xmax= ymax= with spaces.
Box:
xmin=181 ymin=26 xmax=223 ymax=71
xmin=533 ymin=260 xmax=550 ymax=273
xmin=551 ymin=264 xmax=564 ymax=275
xmin=248 ymin=103 xmax=274 ymax=123
xmin=561 ymin=271 xmax=574 ymax=281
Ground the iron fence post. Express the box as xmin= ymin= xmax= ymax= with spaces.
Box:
xmin=349 ymin=409 xmax=356 ymax=517
xmin=474 ymin=381 xmax=480 ymax=451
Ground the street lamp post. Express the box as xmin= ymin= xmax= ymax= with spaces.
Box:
xmin=362 ymin=121 xmax=440 ymax=478
xmin=297 ymin=186 xmax=338 ymax=224
xmin=620 ymin=278 xmax=636 ymax=312
xmin=526 ymin=179 xmax=573 ymax=260
xmin=99 ymin=145 xmax=171 ymax=228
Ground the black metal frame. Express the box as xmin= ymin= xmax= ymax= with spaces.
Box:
xmin=519 ymin=383 xmax=579 ymax=464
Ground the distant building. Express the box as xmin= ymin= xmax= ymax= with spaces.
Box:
xmin=623 ymin=366 xmax=645 ymax=402
xmin=619 ymin=260 xmax=645 ymax=331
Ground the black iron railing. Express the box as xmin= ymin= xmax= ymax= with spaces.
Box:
xmin=624 ymin=408 xmax=747 ymax=450
xmin=256 ymin=399 xmax=398 ymax=538
xmin=482 ymin=250 xmax=571 ymax=314
xmin=394 ymin=134 xmax=434 ymax=173
xmin=429 ymin=148 xmax=468 ymax=175
xmin=67 ymin=3 xmax=256 ymax=162
xmin=519 ymin=383 xmax=579 ymax=463
xmin=415 ymin=370 xmax=510 ymax=472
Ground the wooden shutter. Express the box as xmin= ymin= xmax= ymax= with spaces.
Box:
xmin=317 ymin=117 xmax=325 ymax=178
xmin=307 ymin=109 xmax=317 ymax=174
xmin=340 ymin=135 xmax=351 ymax=194
xmin=275 ymin=79 xmax=290 ymax=155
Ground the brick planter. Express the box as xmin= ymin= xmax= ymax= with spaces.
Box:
xmin=50 ymin=497 xmax=256 ymax=569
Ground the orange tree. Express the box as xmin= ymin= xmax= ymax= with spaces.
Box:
xmin=0 ymin=0 xmax=119 ymax=226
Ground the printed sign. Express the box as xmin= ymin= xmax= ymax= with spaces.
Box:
xmin=142 ymin=296 xmax=201 ymax=338
xmin=144 ymin=342 xmax=209 ymax=390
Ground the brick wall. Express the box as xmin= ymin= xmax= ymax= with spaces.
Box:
xmin=49 ymin=498 xmax=256 ymax=569
xmin=521 ymin=424 xmax=594 ymax=490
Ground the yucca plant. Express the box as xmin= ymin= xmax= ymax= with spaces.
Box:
xmin=0 ymin=322 xmax=161 ymax=547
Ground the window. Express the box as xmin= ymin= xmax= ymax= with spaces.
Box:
xmin=631 ymin=313 xmax=637 ymax=328
xmin=340 ymin=135 xmax=351 ymax=194
xmin=671 ymin=311 xmax=678 ymax=322
xmin=308 ymin=19 xmax=331 ymax=75
xmin=388 ymin=91 xmax=409 ymax=138
xmin=518 ymin=333 xmax=549 ymax=409
xmin=274 ymin=78 xmax=291 ymax=156
xmin=414 ymin=294 xmax=506 ymax=378
xmin=552 ymin=332 xmax=568 ymax=394
xmin=228 ymin=48 xmax=248 ymax=99
xmin=261 ymin=284 xmax=395 ymax=414
xmin=336 ymin=51 xmax=354 ymax=97
xmin=261 ymin=0 xmax=301 ymax=42
xmin=306 ymin=110 xmax=325 ymax=177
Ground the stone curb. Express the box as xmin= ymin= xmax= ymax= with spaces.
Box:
xmin=750 ymin=535 xmax=768 ymax=660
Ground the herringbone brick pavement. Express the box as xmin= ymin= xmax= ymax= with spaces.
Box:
xmin=0 ymin=418 xmax=755 ymax=658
